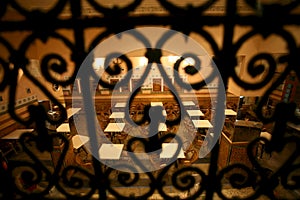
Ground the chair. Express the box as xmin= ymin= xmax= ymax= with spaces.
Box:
xmin=74 ymin=146 xmax=93 ymax=172
xmin=114 ymin=133 xmax=128 ymax=144
xmin=179 ymin=148 xmax=199 ymax=166
xmin=257 ymin=131 xmax=272 ymax=159
xmin=97 ymin=111 xmax=111 ymax=130
xmin=194 ymin=134 xmax=208 ymax=149
xmin=0 ymin=141 xmax=18 ymax=162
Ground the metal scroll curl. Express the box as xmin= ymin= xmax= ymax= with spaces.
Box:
xmin=8 ymin=132 xmax=64 ymax=197
xmin=167 ymin=167 xmax=207 ymax=200
xmin=281 ymin=163 xmax=300 ymax=190
xmin=9 ymin=130 xmax=97 ymax=199
xmin=103 ymin=134 xmax=192 ymax=199
xmin=58 ymin=165 xmax=97 ymax=199
xmin=173 ymin=53 xmax=218 ymax=91
xmin=231 ymin=29 xmax=293 ymax=90
xmin=97 ymin=53 xmax=133 ymax=90
xmin=2 ymin=0 xmax=300 ymax=198
xmin=13 ymin=32 xmax=78 ymax=125
xmin=216 ymin=134 xmax=300 ymax=200
xmin=105 ymin=166 xmax=155 ymax=199
xmin=231 ymin=28 xmax=298 ymax=123
xmin=73 ymin=27 xmax=224 ymax=173
xmin=216 ymin=163 xmax=258 ymax=200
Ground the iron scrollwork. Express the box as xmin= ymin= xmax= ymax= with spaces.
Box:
xmin=0 ymin=0 xmax=300 ymax=199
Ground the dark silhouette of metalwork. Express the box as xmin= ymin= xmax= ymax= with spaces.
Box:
xmin=0 ymin=0 xmax=300 ymax=199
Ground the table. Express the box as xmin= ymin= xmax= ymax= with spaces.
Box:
xmin=72 ymin=135 xmax=90 ymax=149
xmin=1 ymin=129 xmax=35 ymax=154
xmin=151 ymin=102 xmax=163 ymax=107
xmin=109 ymin=112 xmax=125 ymax=119
xmin=287 ymin=122 xmax=300 ymax=132
xmin=225 ymin=109 xmax=237 ymax=116
xmin=56 ymin=123 xmax=71 ymax=132
xmin=98 ymin=144 xmax=124 ymax=159
xmin=2 ymin=129 xmax=34 ymax=139
xmin=187 ymin=110 xmax=204 ymax=117
xmin=158 ymin=123 xmax=167 ymax=132
xmin=182 ymin=101 xmax=195 ymax=106
xmin=257 ymin=131 xmax=272 ymax=159
xmin=192 ymin=120 xmax=213 ymax=128
xmin=67 ymin=108 xmax=81 ymax=119
xmin=260 ymin=131 xmax=272 ymax=141
xmin=160 ymin=143 xmax=185 ymax=158
xmin=104 ymin=123 xmax=125 ymax=132
xmin=114 ymin=102 xmax=126 ymax=108
xmin=150 ymin=102 xmax=166 ymax=117
xmin=104 ymin=123 xmax=126 ymax=141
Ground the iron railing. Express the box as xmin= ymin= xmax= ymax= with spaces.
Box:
xmin=1 ymin=0 xmax=300 ymax=199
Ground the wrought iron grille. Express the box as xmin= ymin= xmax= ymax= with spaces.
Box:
xmin=1 ymin=0 xmax=300 ymax=199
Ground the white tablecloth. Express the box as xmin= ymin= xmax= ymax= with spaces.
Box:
xmin=192 ymin=120 xmax=213 ymax=128
xmin=104 ymin=123 xmax=125 ymax=132
xmin=182 ymin=101 xmax=195 ymax=106
xmin=158 ymin=123 xmax=167 ymax=132
xmin=2 ymin=129 xmax=34 ymax=139
xmin=151 ymin=102 xmax=163 ymax=107
xmin=225 ymin=109 xmax=237 ymax=116
xmin=114 ymin=102 xmax=126 ymax=108
xmin=98 ymin=144 xmax=124 ymax=159
xmin=67 ymin=108 xmax=81 ymax=119
xmin=56 ymin=123 xmax=70 ymax=132
xmin=109 ymin=112 xmax=125 ymax=119
xmin=187 ymin=110 xmax=204 ymax=117
xmin=72 ymin=135 xmax=90 ymax=149
xmin=160 ymin=143 xmax=185 ymax=158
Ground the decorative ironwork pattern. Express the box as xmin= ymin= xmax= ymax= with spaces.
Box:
xmin=0 ymin=0 xmax=300 ymax=199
